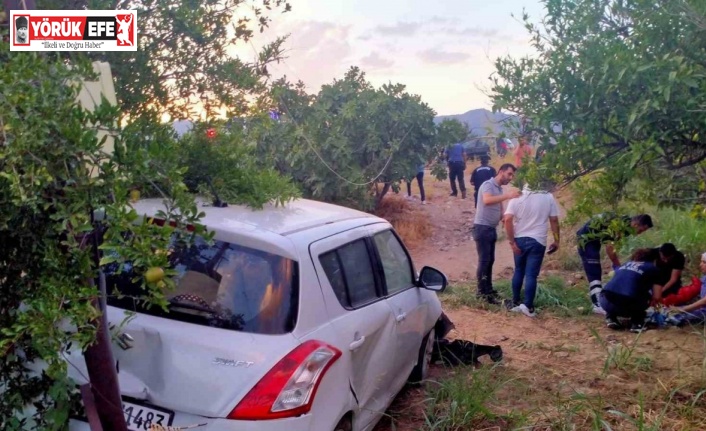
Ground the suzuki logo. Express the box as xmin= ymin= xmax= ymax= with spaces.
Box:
xmin=213 ymin=358 xmax=254 ymax=368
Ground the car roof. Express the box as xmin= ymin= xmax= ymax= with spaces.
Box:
xmin=131 ymin=197 xmax=379 ymax=236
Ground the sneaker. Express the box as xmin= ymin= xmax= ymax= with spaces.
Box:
xmin=605 ymin=316 xmax=621 ymax=330
xmin=462 ymin=190 xmax=467 ymax=199
xmin=592 ymin=305 xmax=607 ymax=315
xmin=629 ymin=323 xmax=646 ymax=333
xmin=421 ymin=201 xmax=427 ymax=205
xmin=405 ymin=195 xmax=413 ymax=200
xmin=511 ymin=304 xmax=537 ymax=317
xmin=450 ymin=192 xmax=458 ymax=197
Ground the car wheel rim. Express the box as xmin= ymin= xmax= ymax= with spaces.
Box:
xmin=422 ymin=333 xmax=434 ymax=379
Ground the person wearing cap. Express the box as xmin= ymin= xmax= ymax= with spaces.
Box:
xmin=470 ymin=155 xmax=496 ymax=208
xmin=15 ymin=16 xmax=28 ymax=44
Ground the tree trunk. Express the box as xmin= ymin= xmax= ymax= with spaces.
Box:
xmin=375 ymin=182 xmax=391 ymax=210
xmin=83 ymin=275 xmax=128 ymax=431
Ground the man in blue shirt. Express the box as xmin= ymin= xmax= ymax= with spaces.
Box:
xmin=445 ymin=142 xmax=467 ymax=199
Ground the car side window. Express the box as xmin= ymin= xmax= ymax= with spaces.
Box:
xmin=320 ymin=239 xmax=378 ymax=308
xmin=373 ymin=230 xmax=414 ymax=295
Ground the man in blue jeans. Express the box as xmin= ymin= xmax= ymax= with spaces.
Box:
xmin=504 ymin=184 xmax=560 ymax=317
xmin=474 ymin=163 xmax=520 ymax=304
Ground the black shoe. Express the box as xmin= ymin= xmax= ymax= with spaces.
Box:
xmin=630 ymin=323 xmax=646 ymax=334
xmin=450 ymin=192 xmax=458 ymax=197
xmin=462 ymin=190 xmax=467 ymax=199
xmin=605 ymin=317 xmax=621 ymax=330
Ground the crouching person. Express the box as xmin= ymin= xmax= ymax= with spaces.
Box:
xmin=600 ymin=248 xmax=660 ymax=333
xmin=667 ymin=252 xmax=706 ymax=327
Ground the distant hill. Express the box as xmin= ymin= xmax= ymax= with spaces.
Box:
xmin=434 ymin=108 xmax=514 ymax=137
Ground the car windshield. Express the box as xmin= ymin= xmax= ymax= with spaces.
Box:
xmin=106 ymin=236 xmax=299 ymax=335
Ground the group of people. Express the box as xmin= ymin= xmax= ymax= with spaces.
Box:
xmin=577 ymin=215 xmax=706 ymax=332
xmin=457 ymin=139 xmax=706 ymax=331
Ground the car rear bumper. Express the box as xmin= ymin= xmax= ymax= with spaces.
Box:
xmin=71 ymin=413 xmax=315 ymax=431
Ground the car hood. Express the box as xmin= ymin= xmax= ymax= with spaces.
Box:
xmin=66 ymin=307 xmax=300 ymax=418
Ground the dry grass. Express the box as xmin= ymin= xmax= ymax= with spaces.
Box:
xmin=375 ymin=194 xmax=433 ymax=249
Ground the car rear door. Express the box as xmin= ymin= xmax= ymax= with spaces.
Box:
xmin=309 ymin=230 xmax=398 ymax=431
xmin=368 ymin=226 xmax=429 ymax=390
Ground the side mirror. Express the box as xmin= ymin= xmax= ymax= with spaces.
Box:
xmin=418 ymin=266 xmax=447 ymax=292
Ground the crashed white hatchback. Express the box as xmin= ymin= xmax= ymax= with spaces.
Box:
xmin=69 ymin=198 xmax=446 ymax=431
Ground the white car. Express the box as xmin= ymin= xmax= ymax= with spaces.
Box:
xmin=68 ymin=198 xmax=446 ymax=431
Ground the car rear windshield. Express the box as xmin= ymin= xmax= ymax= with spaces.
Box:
xmin=106 ymin=236 xmax=299 ymax=335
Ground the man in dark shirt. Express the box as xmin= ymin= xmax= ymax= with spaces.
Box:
xmin=576 ymin=213 xmax=653 ymax=314
xmin=652 ymin=243 xmax=685 ymax=299
xmin=445 ymin=142 xmax=467 ymax=198
xmin=470 ymin=155 xmax=496 ymax=208
xmin=600 ymin=248 xmax=660 ymax=333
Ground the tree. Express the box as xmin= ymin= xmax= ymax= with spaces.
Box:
xmin=490 ymin=0 xmax=706 ymax=211
xmin=256 ymin=68 xmax=442 ymax=210
xmin=23 ymin=0 xmax=290 ymax=121
xmin=0 ymin=1 xmax=295 ymax=429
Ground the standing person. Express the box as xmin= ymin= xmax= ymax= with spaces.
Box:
xmin=600 ymin=248 xmax=660 ymax=333
xmin=406 ymin=162 xmax=426 ymax=205
xmin=504 ymin=184 xmax=560 ymax=317
xmin=446 ymin=142 xmax=467 ymax=198
xmin=474 ymin=164 xmax=521 ymax=304
xmin=470 ymin=155 xmax=496 ymax=208
xmin=577 ymin=213 xmax=653 ymax=314
xmin=514 ymin=135 xmax=533 ymax=168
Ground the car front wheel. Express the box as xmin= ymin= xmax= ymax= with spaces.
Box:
xmin=408 ymin=330 xmax=434 ymax=384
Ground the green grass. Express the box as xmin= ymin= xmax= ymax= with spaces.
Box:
xmin=622 ymin=206 xmax=706 ymax=275
xmin=440 ymin=275 xmax=593 ymax=318
xmin=422 ymin=364 xmax=520 ymax=430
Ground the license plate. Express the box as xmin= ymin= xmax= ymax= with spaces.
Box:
xmin=122 ymin=400 xmax=174 ymax=431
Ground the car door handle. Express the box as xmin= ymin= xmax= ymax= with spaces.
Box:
xmin=349 ymin=336 xmax=366 ymax=351
xmin=396 ymin=312 xmax=407 ymax=322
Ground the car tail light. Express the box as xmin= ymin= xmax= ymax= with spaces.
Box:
xmin=227 ymin=340 xmax=341 ymax=420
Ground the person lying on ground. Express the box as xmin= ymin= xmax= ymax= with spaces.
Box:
xmin=600 ymin=248 xmax=660 ymax=333
xmin=666 ymin=252 xmax=706 ymax=327
xmin=576 ymin=213 xmax=653 ymax=315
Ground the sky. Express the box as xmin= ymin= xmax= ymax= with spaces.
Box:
xmin=244 ymin=0 xmax=546 ymax=116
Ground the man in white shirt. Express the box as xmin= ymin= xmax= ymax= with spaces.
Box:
xmin=503 ymin=185 xmax=560 ymax=317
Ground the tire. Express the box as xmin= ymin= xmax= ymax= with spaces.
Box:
xmin=408 ymin=330 xmax=434 ymax=384
xmin=333 ymin=416 xmax=352 ymax=431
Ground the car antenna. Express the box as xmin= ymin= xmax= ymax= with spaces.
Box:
xmin=206 ymin=176 xmax=228 ymax=208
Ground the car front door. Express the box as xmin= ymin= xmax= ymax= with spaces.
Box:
xmin=310 ymin=232 xmax=399 ymax=431
xmin=369 ymin=226 xmax=429 ymax=390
